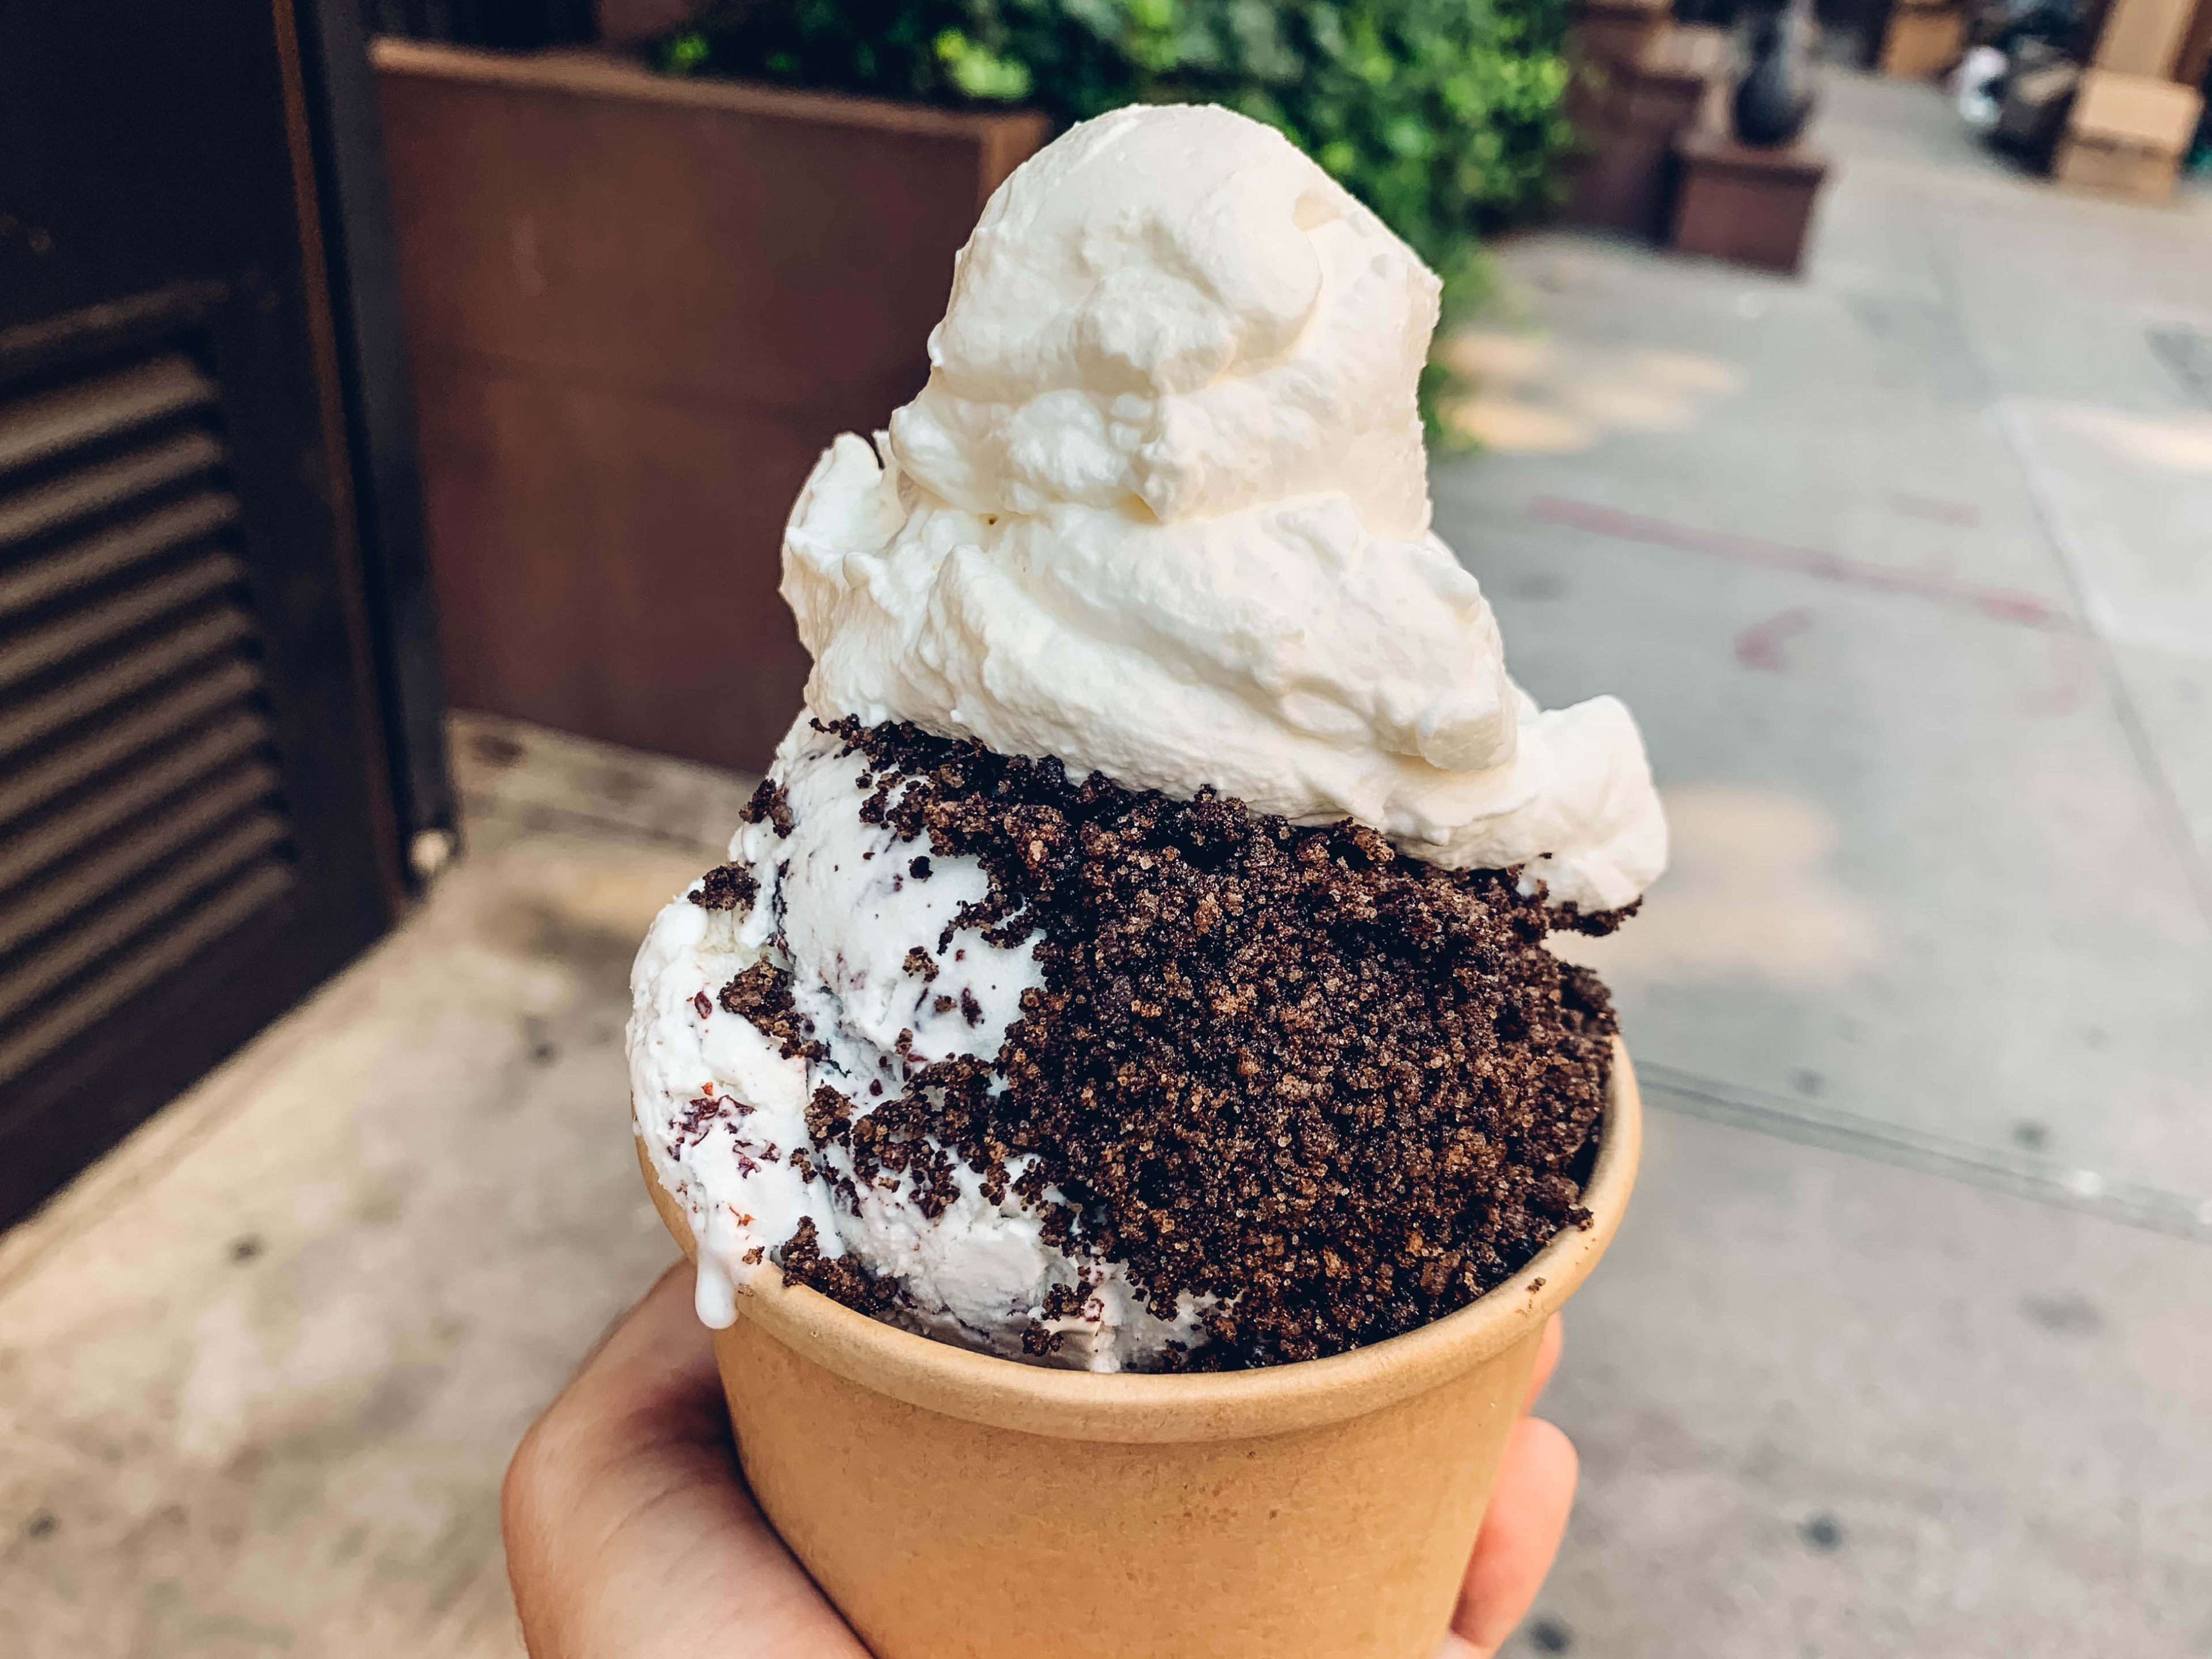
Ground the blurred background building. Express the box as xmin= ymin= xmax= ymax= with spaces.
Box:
xmin=2 ymin=0 xmax=2207 ymax=1653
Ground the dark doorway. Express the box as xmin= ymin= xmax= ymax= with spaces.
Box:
xmin=0 ymin=1 xmax=449 ymax=1224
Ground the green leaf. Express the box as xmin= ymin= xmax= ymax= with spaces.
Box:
xmin=661 ymin=28 xmax=709 ymax=73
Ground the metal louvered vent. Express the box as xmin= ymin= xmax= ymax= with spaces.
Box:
xmin=0 ymin=344 xmax=297 ymax=1088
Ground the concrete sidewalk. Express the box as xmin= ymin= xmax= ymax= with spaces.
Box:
xmin=2 ymin=66 xmax=2206 ymax=1659
xmin=1443 ymin=70 xmax=2212 ymax=1658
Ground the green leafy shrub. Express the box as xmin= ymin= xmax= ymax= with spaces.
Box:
xmin=657 ymin=0 xmax=1573 ymax=305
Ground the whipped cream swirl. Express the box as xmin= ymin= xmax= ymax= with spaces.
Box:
xmin=783 ymin=103 xmax=1665 ymax=910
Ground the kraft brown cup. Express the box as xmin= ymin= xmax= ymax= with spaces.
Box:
xmin=638 ymin=1037 xmax=1641 ymax=1659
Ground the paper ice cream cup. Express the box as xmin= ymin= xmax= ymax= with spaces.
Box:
xmin=637 ymin=1037 xmax=1641 ymax=1659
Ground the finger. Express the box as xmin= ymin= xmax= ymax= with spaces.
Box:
xmin=504 ymin=1262 xmax=869 ymax=1659
xmin=565 ymin=1257 xmax=699 ymax=1387
xmin=1520 ymin=1315 xmax=1563 ymax=1415
xmin=559 ymin=1260 xmax=725 ymax=1444
xmin=1437 ymin=1416 xmax=1579 ymax=1659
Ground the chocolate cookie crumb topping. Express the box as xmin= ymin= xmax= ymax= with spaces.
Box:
xmin=718 ymin=962 xmax=827 ymax=1061
xmin=690 ymin=863 xmax=759 ymax=913
xmin=740 ymin=719 xmax=1626 ymax=1370
xmin=779 ymin=1217 xmax=897 ymax=1314
xmin=738 ymin=777 xmax=794 ymax=837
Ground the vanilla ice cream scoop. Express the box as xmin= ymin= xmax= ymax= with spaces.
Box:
xmin=631 ymin=104 xmax=1665 ymax=1372
xmin=631 ymin=721 xmax=1209 ymax=1368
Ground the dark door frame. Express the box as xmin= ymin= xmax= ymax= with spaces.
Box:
xmin=296 ymin=0 xmax=459 ymax=874
xmin=0 ymin=0 xmax=452 ymax=1224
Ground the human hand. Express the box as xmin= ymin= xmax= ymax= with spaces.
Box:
xmin=1437 ymin=1312 xmax=1580 ymax=1658
xmin=504 ymin=1263 xmax=1578 ymax=1659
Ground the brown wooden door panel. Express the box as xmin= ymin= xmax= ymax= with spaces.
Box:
xmin=0 ymin=2 xmax=412 ymax=1224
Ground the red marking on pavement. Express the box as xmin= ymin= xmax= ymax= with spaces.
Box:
xmin=1888 ymin=492 xmax=1982 ymax=528
xmin=2022 ymin=634 xmax=2090 ymax=718
xmin=1734 ymin=608 xmax=1813 ymax=671
xmin=1528 ymin=496 xmax=2079 ymax=632
xmin=1975 ymin=591 xmax=2058 ymax=626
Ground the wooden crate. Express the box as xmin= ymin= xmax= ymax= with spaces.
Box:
xmin=2054 ymin=69 xmax=2203 ymax=201
xmin=2054 ymin=133 xmax=2186 ymax=199
xmin=1879 ymin=5 xmax=1967 ymax=76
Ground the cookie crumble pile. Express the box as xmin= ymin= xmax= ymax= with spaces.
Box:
xmin=706 ymin=718 xmax=1630 ymax=1370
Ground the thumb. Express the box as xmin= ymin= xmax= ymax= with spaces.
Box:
xmin=1435 ymin=1414 xmax=1580 ymax=1659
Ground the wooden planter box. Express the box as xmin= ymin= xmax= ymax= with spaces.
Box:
xmin=1670 ymin=128 xmax=1830 ymax=275
xmin=1571 ymin=0 xmax=1674 ymax=69
xmin=1565 ymin=24 xmax=1730 ymax=238
xmin=372 ymin=43 xmax=1047 ymax=773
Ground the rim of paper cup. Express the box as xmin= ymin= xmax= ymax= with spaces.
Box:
xmin=643 ymin=1038 xmax=1642 ymax=1444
